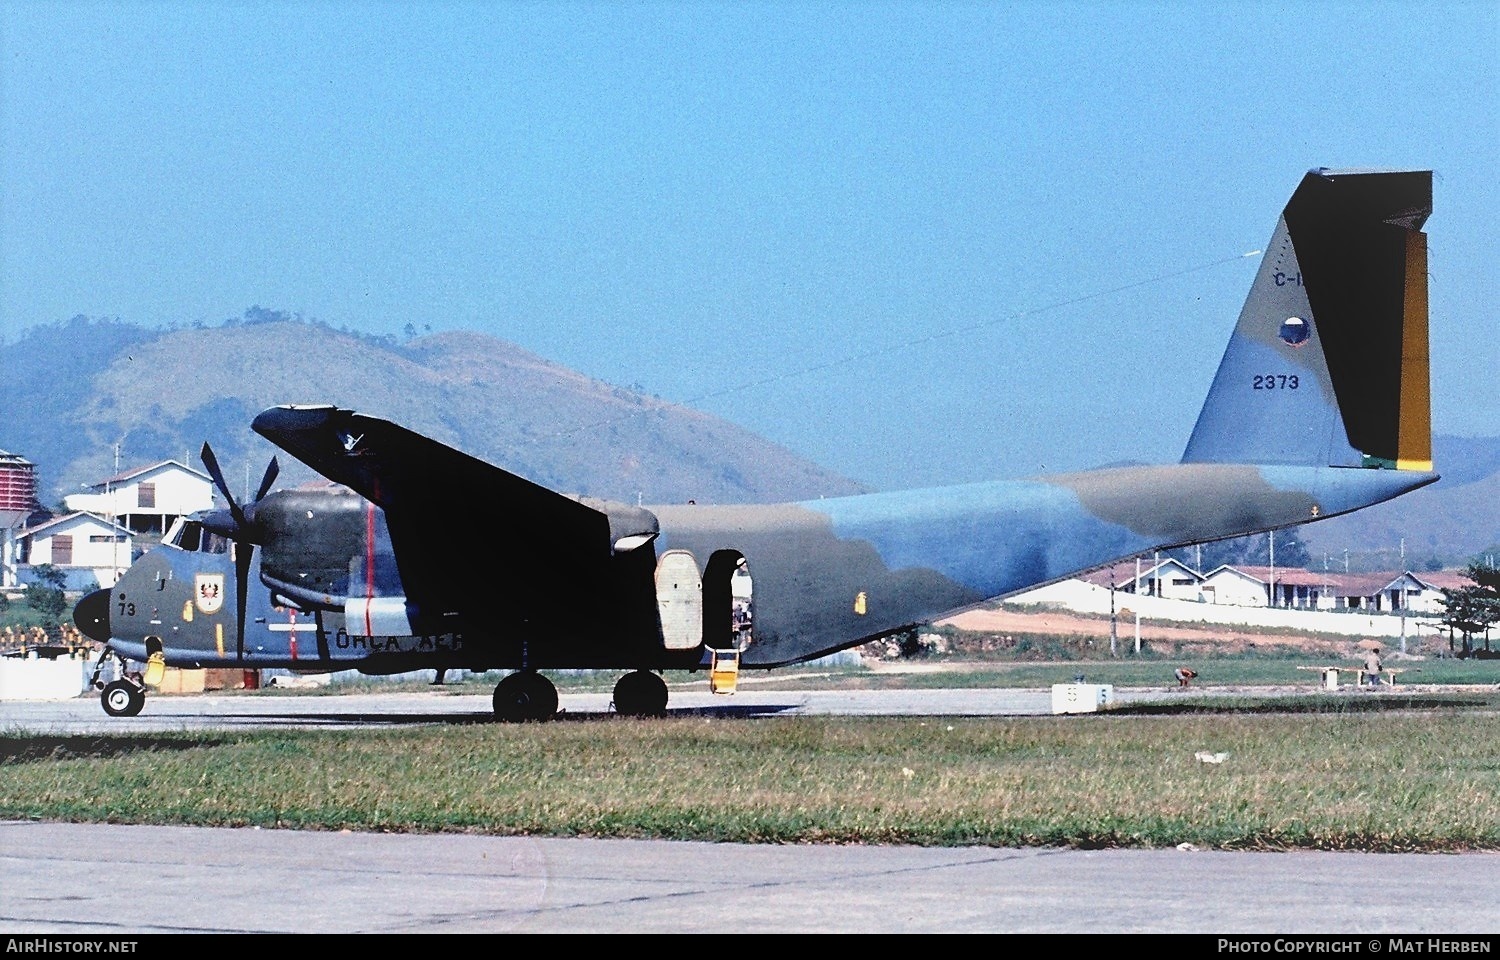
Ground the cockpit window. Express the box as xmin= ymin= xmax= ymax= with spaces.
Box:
xmin=171 ymin=519 xmax=202 ymax=551
xmin=164 ymin=519 xmax=229 ymax=554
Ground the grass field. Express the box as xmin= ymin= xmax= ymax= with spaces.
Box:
xmin=4 ymin=665 xmax=1498 ymax=852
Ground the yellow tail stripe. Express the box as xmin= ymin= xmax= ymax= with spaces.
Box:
xmin=1397 ymin=231 xmax=1431 ymax=468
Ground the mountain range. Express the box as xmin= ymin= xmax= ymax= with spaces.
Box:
xmin=3 ymin=314 xmax=867 ymax=509
xmin=4 ymin=313 xmax=1495 ymax=568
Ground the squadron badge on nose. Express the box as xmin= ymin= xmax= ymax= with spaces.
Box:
xmin=195 ymin=573 xmax=225 ymax=615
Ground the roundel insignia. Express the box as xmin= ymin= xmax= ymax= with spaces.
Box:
xmin=1278 ymin=316 xmax=1310 ymax=347
xmin=195 ymin=573 xmax=225 ymax=615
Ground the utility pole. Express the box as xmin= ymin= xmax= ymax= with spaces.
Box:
xmin=1400 ymin=537 xmax=1407 ymax=655
xmin=1139 ymin=551 xmax=1156 ymax=654
xmin=1268 ymin=530 xmax=1276 ymax=608
xmin=110 ymin=442 xmax=121 ymax=586
xmin=1133 ymin=555 xmax=1142 ymax=655
xmin=1109 ymin=567 xmax=1118 ymax=657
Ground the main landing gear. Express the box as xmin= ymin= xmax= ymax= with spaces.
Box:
xmin=488 ymin=669 xmax=671 ymax=721
xmin=492 ymin=670 xmax=559 ymax=723
xmin=612 ymin=670 xmax=668 ymax=717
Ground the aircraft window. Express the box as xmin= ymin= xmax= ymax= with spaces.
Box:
xmin=1279 ymin=316 xmax=1310 ymax=346
xmin=168 ymin=520 xmax=202 ymax=552
xmin=202 ymin=532 xmax=229 ymax=555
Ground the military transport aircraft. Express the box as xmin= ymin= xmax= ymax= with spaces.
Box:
xmin=74 ymin=168 xmax=1439 ymax=720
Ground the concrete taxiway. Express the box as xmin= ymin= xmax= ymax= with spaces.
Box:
xmin=2 ymin=681 xmax=1239 ymax=733
xmin=2 ymin=820 xmax=1496 ymax=934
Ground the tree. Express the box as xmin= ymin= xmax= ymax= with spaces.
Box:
xmin=1470 ymin=559 xmax=1500 ymax=594
xmin=1439 ymin=561 xmax=1500 ymax=657
xmin=25 ymin=564 xmax=68 ymax=619
xmin=29 ymin=563 xmax=67 ymax=591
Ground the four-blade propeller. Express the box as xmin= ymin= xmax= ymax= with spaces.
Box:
xmin=199 ymin=442 xmax=279 ymax=654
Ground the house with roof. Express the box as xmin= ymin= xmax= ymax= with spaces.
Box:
xmin=1197 ymin=565 xmax=1274 ymax=607
xmin=1078 ymin=557 xmax=1205 ymax=601
xmin=1390 ymin=570 xmax=1474 ymax=615
xmin=1345 ymin=574 xmax=1400 ymax=610
xmin=16 ymin=512 xmax=135 ymax=590
xmin=1191 ymin=565 xmax=1473 ymax=614
xmin=64 ymin=460 xmax=215 ymax=535
xmin=1208 ymin=565 xmax=1352 ymax=610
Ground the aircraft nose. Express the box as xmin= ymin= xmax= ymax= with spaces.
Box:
xmin=73 ymin=588 xmax=112 ymax=643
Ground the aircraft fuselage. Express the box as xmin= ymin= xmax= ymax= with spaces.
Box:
xmin=82 ymin=461 xmax=1434 ymax=676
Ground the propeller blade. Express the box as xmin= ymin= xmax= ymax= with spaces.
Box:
xmin=253 ymin=457 xmax=281 ymax=504
xmin=235 ymin=542 xmax=253 ymax=658
xmin=200 ymin=442 xmax=246 ymax=526
xmin=200 ymin=443 xmax=275 ymax=654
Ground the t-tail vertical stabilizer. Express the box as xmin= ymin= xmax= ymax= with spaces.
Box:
xmin=1182 ymin=168 xmax=1433 ymax=472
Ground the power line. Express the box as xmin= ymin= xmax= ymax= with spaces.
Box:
xmin=685 ymin=250 xmax=1262 ymax=407
xmin=531 ymin=248 xmax=1263 ymax=445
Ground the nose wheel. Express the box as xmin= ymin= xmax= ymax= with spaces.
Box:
xmin=101 ymin=678 xmax=146 ymax=717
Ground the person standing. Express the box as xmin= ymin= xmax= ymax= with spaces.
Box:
xmin=1363 ymin=646 xmax=1384 ymax=687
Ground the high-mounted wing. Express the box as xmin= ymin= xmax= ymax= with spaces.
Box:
xmin=252 ymin=404 xmax=657 ymax=637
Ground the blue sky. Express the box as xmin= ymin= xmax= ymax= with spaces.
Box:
xmin=2 ymin=1 xmax=1495 ymax=491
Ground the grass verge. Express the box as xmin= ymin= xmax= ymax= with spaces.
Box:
xmin=4 ymin=699 xmax=1499 ymax=852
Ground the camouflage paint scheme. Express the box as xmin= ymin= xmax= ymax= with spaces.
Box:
xmin=74 ymin=168 xmax=1439 ymax=713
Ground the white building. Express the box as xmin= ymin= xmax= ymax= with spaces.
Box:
xmin=1017 ymin=556 xmax=1478 ymax=625
xmin=65 ymin=460 xmax=215 ymax=535
xmin=1384 ymin=570 xmax=1473 ymax=615
xmin=17 ymin=512 xmax=135 ymax=589
xmin=1197 ymin=565 xmax=1272 ymax=607
xmin=1201 ymin=565 xmax=1354 ymax=610
xmin=1079 ymin=557 xmax=1205 ymax=601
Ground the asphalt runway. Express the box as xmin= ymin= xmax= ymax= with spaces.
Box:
xmin=4 ymin=686 xmax=1498 ymax=935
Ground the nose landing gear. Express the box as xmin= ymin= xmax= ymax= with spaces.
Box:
xmin=90 ymin=648 xmax=147 ymax=717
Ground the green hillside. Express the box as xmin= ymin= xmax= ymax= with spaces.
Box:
xmin=4 ymin=314 xmax=867 ymax=508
